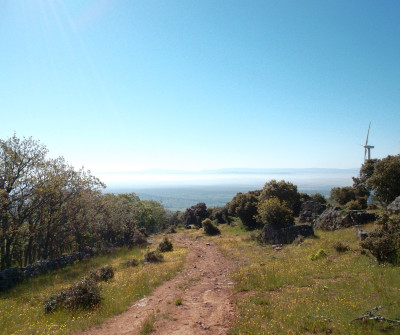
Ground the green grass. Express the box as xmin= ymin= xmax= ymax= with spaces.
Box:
xmin=214 ymin=223 xmax=400 ymax=335
xmin=140 ymin=313 xmax=156 ymax=335
xmin=0 ymin=236 xmax=187 ymax=334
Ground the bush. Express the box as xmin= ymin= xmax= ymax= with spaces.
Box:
xmin=44 ymin=278 xmax=102 ymax=313
xmin=125 ymin=258 xmax=139 ymax=267
xmin=257 ymin=197 xmax=294 ymax=227
xmin=88 ymin=265 xmax=114 ymax=282
xmin=360 ymin=215 xmax=400 ymax=264
xmin=166 ymin=226 xmax=177 ymax=234
xmin=157 ymin=236 xmax=173 ymax=252
xmin=202 ymin=218 xmax=221 ymax=236
xmin=345 ymin=200 xmax=362 ymax=210
xmin=333 ymin=241 xmax=350 ymax=253
xmin=144 ymin=250 xmax=164 ymax=263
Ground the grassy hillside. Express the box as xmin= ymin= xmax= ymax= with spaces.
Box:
xmin=0 ymin=236 xmax=187 ymax=335
xmin=211 ymin=223 xmax=400 ymax=335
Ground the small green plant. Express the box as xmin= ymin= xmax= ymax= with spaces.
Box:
xmin=174 ymin=297 xmax=183 ymax=306
xmin=308 ymin=249 xmax=327 ymax=261
xmin=202 ymin=218 xmax=221 ymax=236
xmin=140 ymin=313 xmax=156 ymax=335
xmin=157 ymin=236 xmax=173 ymax=252
xmin=144 ymin=250 xmax=164 ymax=263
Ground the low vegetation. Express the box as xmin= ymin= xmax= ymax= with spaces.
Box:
xmin=0 ymin=236 xmax=187 ymax=334
xmin=213 ymin=224 xmax=400 ymax=335
xmin=202 ymin=218 xmax=221 ymax=236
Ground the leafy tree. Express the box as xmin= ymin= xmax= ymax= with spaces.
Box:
xmin=0 ymin=134 xmax=47 ymax=269
xmin=183 ymin=202 xmax=209 ymax=227
xmin=329 ymin=186 xmax=356 ymax=206
xmin=367 ymin=155 xmax=400 ymax=205
xmin=259 ymin=180 xmax=301 ymax=216
xmin=257 ymin=197 xmax=294 ymax=227
xmin=228 ymin=190 xmax=262 ymax=229
xmin=309 ymin=193 xmax=327 ymax=204
xmin=209 ymin=206 xmax=230 ymax=224
xmin=352 ymin=159 xmax=378 ymax=197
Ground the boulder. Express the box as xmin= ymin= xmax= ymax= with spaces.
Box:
xmin=314 ymin=207 xmax=377 ymax=231
xmin=387 ymin=196 xmax=400 ymax=214
xmin=298 ymin=201 xmax=326 ymax=223
xmin=260 ymin=224 xmax=315 ymax=244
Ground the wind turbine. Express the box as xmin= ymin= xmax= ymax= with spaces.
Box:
xmin=363 ymin=122 xmax=374 ymax=161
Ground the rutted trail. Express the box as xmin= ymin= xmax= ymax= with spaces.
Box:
xmin=80 ymin=233 xmax=237 ymax=335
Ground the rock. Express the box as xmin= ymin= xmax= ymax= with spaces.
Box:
xmin=260 ymin=224 xmax=315 ymax=244
xmin=356 ymin=229 xmax=370 ymax=240
xmin=387 ymin=195 xmax=400 ymax=214
xmin=314 ymin=207 xmax=377 ymax=231
xmin=298 ymin=201 xmax=326 ymax=223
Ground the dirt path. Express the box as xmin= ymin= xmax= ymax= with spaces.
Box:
xmin=80 ymin=233 xmax=237 ymax=335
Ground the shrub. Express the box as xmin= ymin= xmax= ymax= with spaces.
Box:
xmin=309 ymin=249 xmax=327 ymax=261
xmin=88 ymin=265 xmax=114 ymax=282
xmin=360 ymin=214 xmax=400 ymax=264
xmin=333 ymin=241 xmax=350 ymax=253
xmin=133 ymin=229 xmax=148 ymax=246
xmin=125 ymin=258 xmax=139 ymax=267
xmin=174 ymin=297 xmax=183 ymax=306
xmin=257 ymin=197 xmax=294 ymax=227
xmin=166 ymin=226 xmax=177 ymax=234
xmin=144 ymin=250 xmax=164 ymax=263
xmin=157 ymin=236 xmax=173 ymax=252
xmin=44 ymin=278 xmax=102 ymax=313
xmin=345 ymin=200 xmax=362 ymax=210
xmin=202 ymin=218 xmax=221 ymax=236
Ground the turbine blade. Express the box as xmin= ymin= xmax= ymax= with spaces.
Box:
xmin=365 ymin=122 xmax=371 ymax=146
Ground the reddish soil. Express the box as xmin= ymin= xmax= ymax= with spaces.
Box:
xmin=79 ymin=233 xmax=237 ymax=335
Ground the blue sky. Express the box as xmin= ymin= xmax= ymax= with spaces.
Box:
xmin=1 ymin=0 xmax=400 ymax=175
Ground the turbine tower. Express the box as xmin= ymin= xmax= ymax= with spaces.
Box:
xmin=363 ymin=122 xmax=374 ymax=161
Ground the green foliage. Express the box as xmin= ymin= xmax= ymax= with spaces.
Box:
xmin=144 ymin=250 xmax=164 ymax=263
xmin=257 ymin=197 xmax=294 ymax=227
xmin=202 ymin=218 xmax=221 ymax=236
xmin=125 ymin=258 xmax=139 ymax=267
xmin=259 ymin=180 xmax=301 ymax=216
xmin=330 ymin=186 xmax=356 ymax=206
xmin=309 ymin=193 xmax=327 ymax=204
xmin=367 ymin=155 xmax=400 ymax=205
xmin=140 ymin=313 xmax=156 ymax=335
xmin=361 ymin=215 xmax=400 ymax=264
xmin=183 ymin=202 xmax=209 ymax=227
xmin=228 ymin=191 xmax=262 ymax=229
xmin=157 ymin=236 xmax=173 ymax=252
xmin=308 ymin=249 xmax=327 ymax=261
xmin=345 ymin=199 xmax=363 ymax=210
xmin=44 ymin=278 xmax=102 ymax=313
xmin=174 ymin=297 xmax=183 ymax=306
xmin=333 ymin=241 xmax=350 ymax=253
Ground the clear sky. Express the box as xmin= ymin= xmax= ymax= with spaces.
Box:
xmin=1 ymin=0 xmax=400 ymax=175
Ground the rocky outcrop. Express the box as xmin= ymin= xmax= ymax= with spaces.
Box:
xmin=314 ymin=207 xmax=377 ymax=231
xmin=387 ymin=196 xmax=400 ymax=214
xmin=298 ymin=201 xmax=326 ymax=223
xmin=260 ymin=224 xmax=315 ymax=244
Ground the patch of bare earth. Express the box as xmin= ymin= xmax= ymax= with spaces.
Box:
xmin=78 ymin=233 xmax=237 ymax=335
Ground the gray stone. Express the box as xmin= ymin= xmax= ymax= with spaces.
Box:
xmin=314 ymin=207 xmax=377 ymax=231
xmin=298 ymin=201 xmax=326 ymax=223
xmin=387 ymin=195 xmax=400 ymax=214
xmin=260 ymin=224 xmax=315 ymax=244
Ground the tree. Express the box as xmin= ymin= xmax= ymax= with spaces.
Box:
xmin=309 ymin=193 xmax=327 ymax=204
xmin=0 ymin=134 xmax=47 ymax=269
xmin=257 ymin=197 xmax=294 ymax=227
xmin=259 ymin=180 xmax=301 ymax=216
xmin=228 ymin=191 xmax=262 ymax=229
xmin=329 ymin=186 xmax=356 ymax=206
xmin=352 ymin=159 xmax=378 ymax=198
xmin=183 ymin=203 xmax=209 ymax=227
xmin=365 ymin=155 xmax=400 ymax=205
